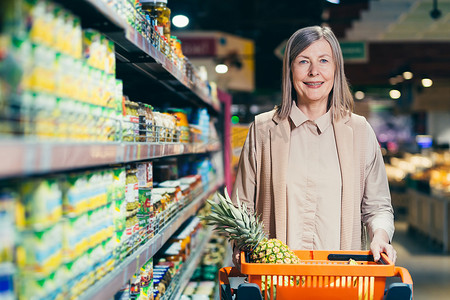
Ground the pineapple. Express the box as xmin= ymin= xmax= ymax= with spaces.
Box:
xmin=201 ymin=188 xmax=300 ymax=264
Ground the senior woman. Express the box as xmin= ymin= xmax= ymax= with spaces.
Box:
xmin=232 ymin=26 xmax=396 ymax=267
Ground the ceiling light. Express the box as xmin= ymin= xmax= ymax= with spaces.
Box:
xmin=355 ymin=91 xmax=365 ymax=100
xmin=389 ymin=89 xmax=401 ymax=99
xmin=326 ymin=0 xmax=340 ymax=4
xmin=215 ymin=64 xmax=228 ymax=74
xmin=403 ymin=71 xmax=413 ymax=80
xmin=172 ymin=15 xmax=189 ymax=28
xmin=422 ymin=78 xmax=433 ymax=87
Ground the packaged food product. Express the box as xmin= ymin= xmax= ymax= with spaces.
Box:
xmin=0 ymin=190 xmax=17 ymax=264
xmin=145 ymin=104 xmax=155 ymax=142
xmin=62 ymin=213 xmax=89 ymax=261
xmin=63 ymin=173 xmax=88 ymax=216
xmin=130 ymin=273 xmax=141 ymax=298
xmin=169 ymin=109 xmax=189 ymax=143
xmin=123 ymin=99 xmax=139 ymax=142
xmin=18 ymin=222 xmax=63 ymax=275
xmin=125 ymin=167 xmax=140 ymax=244
xmin=83 ymin=29 xmax=102 ymax=69
xmin=154 ymin=0 xmax=171 ymax=40
xmin=138 ymin=102 xmax=147 ymax=142
xmin=20 ymin=178 xmax=62 ymax=228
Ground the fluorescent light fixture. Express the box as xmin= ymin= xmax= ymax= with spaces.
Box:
xmin=326 ymin=0 xmax=340 ymax=4
xmin=215 ymin=64 xmax=228 ymax=74
xmin=172 ymin=15 xmax=189 ymax=28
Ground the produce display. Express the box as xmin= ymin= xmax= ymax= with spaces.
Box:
xmin=202 ymin=189 xmax=300 ymax=264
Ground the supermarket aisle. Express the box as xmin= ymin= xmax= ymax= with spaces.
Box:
xmin=391 ymin=221 xmax=450 ymax=300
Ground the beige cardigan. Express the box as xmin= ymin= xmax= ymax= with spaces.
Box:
xmin=232 ymin=109 xmax=394 ymax=250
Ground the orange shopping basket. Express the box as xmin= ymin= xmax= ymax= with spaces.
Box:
xmin=219 ymin=250 xmax=413 ymax=300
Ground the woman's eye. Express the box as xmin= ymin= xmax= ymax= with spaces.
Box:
xmin=299 ymin=60 xmax=308 ymax=64
xmin=320 ymin=59 xmax=328 ymax=63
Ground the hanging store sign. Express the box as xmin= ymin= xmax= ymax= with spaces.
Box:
xmin=340 ymin=41 xmax=368 ymax=63
xmin=178 ymin=37 xmax=217 ymax=57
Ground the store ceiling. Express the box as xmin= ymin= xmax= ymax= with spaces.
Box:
xmin=170 ymin=0 xmax=450 ymax=103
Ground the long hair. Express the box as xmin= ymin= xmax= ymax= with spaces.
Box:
xmin=276 ymin=26 xmax=354 ymax=121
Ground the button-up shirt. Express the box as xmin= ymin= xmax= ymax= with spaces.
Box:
xmin=287 ymin=104 xmax=342 ymax=250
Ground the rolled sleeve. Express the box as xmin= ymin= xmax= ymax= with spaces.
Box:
xmin=361 ymin=124 xmax=395 ymax=242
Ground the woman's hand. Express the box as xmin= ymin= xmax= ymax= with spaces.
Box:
xmin=232 ymin=245 xmax=241 ymax=271
xmin=370 ymin=229 xmax=397 ymax=263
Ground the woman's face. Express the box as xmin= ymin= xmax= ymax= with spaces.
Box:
xmin=291 ymin=38 xmax=335 ymax=106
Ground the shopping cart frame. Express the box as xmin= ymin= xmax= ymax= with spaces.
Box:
xmin=219 ymin=250 xmax=413 ymax=300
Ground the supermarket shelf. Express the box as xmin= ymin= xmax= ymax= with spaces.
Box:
xmin=80 ymin=181 xmax=223 ymax=300
xmin=0 ymin=139 xmax=221 ymax=178
xmin=54 ymin=0 xmax=220 ymax=113
xmin=164 ymin=227 xmax=214 ymax=300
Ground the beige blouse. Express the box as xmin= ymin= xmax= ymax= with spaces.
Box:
xmin=287 ymin=105 xmax=341 ymax=250
xmin=286 ymin=104 xmax=394 ymax=250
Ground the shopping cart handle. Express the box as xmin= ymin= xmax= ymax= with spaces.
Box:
xmin=327 ymin=253 xmax=390 ymax=264
xmin=327 ymin=254 xmax=375 ymax=261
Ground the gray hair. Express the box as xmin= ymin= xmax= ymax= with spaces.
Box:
xmin=276 ymin=26 xmax=354 ymax=121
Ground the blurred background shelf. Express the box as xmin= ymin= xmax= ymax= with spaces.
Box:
xmin=79 ymin=180 xmax=223 ymax=300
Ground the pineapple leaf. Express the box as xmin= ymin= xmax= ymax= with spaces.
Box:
xmin=232 ymin=187 xmax=241 ymax=210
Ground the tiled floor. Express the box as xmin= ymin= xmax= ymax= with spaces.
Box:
xmin=391 ymin=221 xmax=450 ymax=299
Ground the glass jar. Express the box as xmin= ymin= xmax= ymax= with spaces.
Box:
xmin=154 ymin=0 xmax=171 ymax=40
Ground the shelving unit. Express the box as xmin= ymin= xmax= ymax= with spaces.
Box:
xmin=79 ymin=182 xmax=221 ymax=300
xmin=53 ymin=0 xmax=221 ymax=112
xmin=162 ymin=227 xmax=214 ymax=300
xmin=0 ymin=139 xmax=221 ymax=178
xmin=0 ymin=0 xmax=227 ymax=299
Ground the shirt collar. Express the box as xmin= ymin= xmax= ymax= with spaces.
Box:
xmin=289 ymin=101 xmax=332 ymax=134
xmin=289 ymin=101 xmax=308 ymax=128
xmin=315 ymin=109 xmax=332 ymax=134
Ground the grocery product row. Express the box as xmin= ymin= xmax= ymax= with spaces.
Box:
xmin=111 ymin=215 xmax=209 ymax=300
xmin=385 ymin=150 xmax=450 ymax=252
xmin=1 ymin=0 xmax=220 ymax=142
xmin=181 ymin=231 xmax=231 ymax=300
xmin=0 ymin=152 xmax=224 ymax=299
